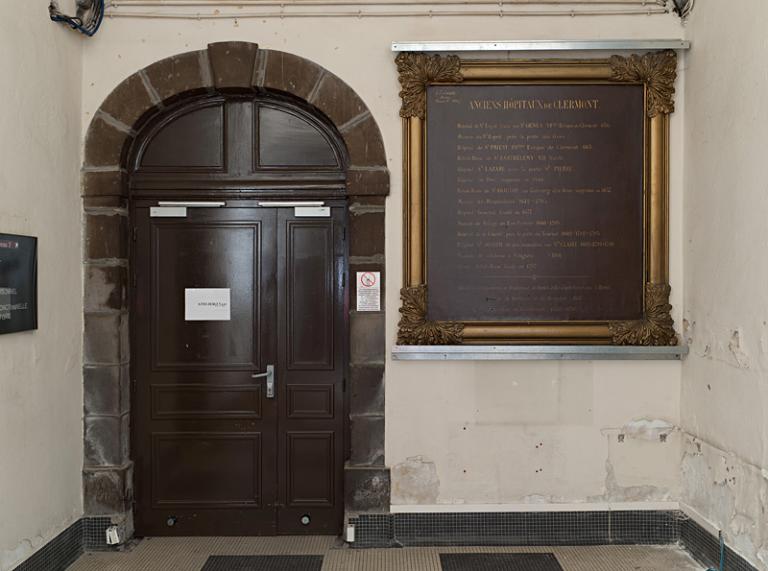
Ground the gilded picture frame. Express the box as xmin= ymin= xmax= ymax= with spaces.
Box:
xmin=395 ymin=51 xmax=678 ymax=346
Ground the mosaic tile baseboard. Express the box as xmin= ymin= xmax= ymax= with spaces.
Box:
xmin=11 ymin=510 xmax=760 ymax=571
xmin=11 ymin=520 xmax=83 ymax=571
xmin=349 ymin=509 xmax=759 ymax=571
xmin=82 ymin=517 xmax=114 ymax=551
xmin=681 ymin=517 xmax=758 ymax=571
xmin=348 ymin=510 xmax=681 ymax=548
xmin=12 ymin=517 xmax=114 ymax=571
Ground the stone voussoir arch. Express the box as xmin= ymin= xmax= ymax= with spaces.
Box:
xmin=81 ymin=42 xmax=390 ymax=535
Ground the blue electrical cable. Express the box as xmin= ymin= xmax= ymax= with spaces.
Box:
xmin=49 ymin=0 xmax=105 ymax=37
xmin=706 ymin=531 xmax=725 ymax=571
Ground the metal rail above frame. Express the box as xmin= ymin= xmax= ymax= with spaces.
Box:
xmin=392 ymin=345 xmax=689 ymax=361
xmin=391 ymin=39 xmax=690 ymax=52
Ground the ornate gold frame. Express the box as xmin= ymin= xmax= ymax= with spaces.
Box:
xmin=396 ymin=51 xmax=678 ymax=346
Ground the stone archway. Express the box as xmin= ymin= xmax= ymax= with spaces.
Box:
xmin=81 ymin=42 xmax=389 ymax=538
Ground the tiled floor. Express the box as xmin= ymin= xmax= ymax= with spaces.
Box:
xmin=67 ymin=536 xmax=705 ymax=570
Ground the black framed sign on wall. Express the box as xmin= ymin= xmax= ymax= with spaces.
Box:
xmin=0 ymin=233 xmax=38 ymax=334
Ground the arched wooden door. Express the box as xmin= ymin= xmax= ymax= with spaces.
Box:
xmin=128 ymin=93 xmax=349 ymax=536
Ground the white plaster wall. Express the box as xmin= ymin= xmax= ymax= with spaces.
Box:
xmin=389 ymin=361 xmax=683 ymax=506
xmin=682 ymin=2 xmax=768 ymax=569
xmin=0 ymin=4 xmax=84 ymax=571
xmin=81 ymin=12 xmax=685 ymax=509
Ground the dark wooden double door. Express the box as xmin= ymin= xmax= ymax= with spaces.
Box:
xmin=132 ymin=202 xmax=347 ymax=536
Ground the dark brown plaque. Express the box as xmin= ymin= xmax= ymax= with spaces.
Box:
xmin=427 ymin=84 xmax=645 ymax=322
xmin=396 ymin=52 xmax=679 ymax=345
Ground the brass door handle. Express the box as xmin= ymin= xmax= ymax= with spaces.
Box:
xmin=251 ymin=365 xmax=275 ymax=399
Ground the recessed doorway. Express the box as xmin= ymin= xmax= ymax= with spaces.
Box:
xmin=128 ymin=93 xmax=349 ymax=536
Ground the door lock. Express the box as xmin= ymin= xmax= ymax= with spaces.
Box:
xmin=251 ymin=365 xmax=275 ymax=399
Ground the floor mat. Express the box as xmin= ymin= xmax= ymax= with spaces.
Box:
xmin=201 ymin=555 xmax=324 ymax=571
xmin=440 ymin=553 xmax=564 ymax=571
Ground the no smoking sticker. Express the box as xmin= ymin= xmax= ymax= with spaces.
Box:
xmin=356 ymin=271 xmax=380 ymax=312
xmin=360 ymin=272 xmax=377 ymax=288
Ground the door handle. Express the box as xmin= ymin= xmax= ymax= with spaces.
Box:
xmin=251 ymin=365 xmax=275 ymax=399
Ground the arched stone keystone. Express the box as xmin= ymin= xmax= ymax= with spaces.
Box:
xmin=208 ymin=41 xmax=259 ymax=89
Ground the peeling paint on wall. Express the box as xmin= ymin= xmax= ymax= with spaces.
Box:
xmin=600 ymin=458 xmax=663 ymax=502
xmin=1 ymin=538 xmax=39 ymax=571
xmin=686 ymin=322 xmax=756 ymax=370
xmin=392 ymin=456 xmax=440 ymax=505
xmin=727 ymin=329 xmax=751 ymax=369
xmin=619 ymin=418 xmax=676 ymax=442
xmin=590 ymin=420 xmax=680 ymax=503
xmin=681 ymin=435 xmax=768 ymax=569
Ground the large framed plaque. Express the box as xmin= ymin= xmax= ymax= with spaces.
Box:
xmin=395 ymin=51 xmax=678 ymax=346
xmin=0 ymin=233 xmax=38 ymax=335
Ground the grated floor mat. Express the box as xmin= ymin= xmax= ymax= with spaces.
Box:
xmin=201 ymin=555 xmax=324 ymax=571
xmin=440 ymin=553 xmax=563 ymax=571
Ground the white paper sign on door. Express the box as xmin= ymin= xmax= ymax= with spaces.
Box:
xmin=185 ymin=288 xmax=231 ymax=321
xmin=356 ymin=272 xmax=380 ymax=312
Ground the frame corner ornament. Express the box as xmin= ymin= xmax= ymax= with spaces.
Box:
xmin=610 ymin=50 xmax=678 ymax=118
xmin=397 ymin=285 xmax=464 ymax=345
xmin=609 ymin=283 xmax=678 ymax=346
xmin=395 ymin=52 xmax=463 ymax=119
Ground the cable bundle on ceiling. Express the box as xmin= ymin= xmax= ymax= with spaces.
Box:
xmin=671 ymin=0 xmax=694 ymax=19
xmin=49 ymin=0 xmax=105 ymax=36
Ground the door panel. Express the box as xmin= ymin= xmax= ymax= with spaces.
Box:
xmin=151 ymin=384 xmax=262 ymax=419
xmin=286 ymin=221 xmax=335 ymax=369
xmin=277 ymin=207 xmax=346 ymax=534
xmin=140 ymin=103 xmax=226 ymax=171
xmin=286 ymin=431 xmax=335 ymax=507
xmin=286 ymin=385 xmax=334 ymax=419
xmin=132 ymin=203 xmax=346 ymax=536
xmin=152 ymin=223 xmax=260 ymax=370
xmin=133 ymin=206 xmax=278 ymax=536
xmin=151 ymin=432 xmax=262 ymax=506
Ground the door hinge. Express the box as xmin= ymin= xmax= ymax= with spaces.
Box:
xmin=132 ymin=227 xmax=137 ymax=242
xmin=343 ymin=377 xmax=347 ymax=393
